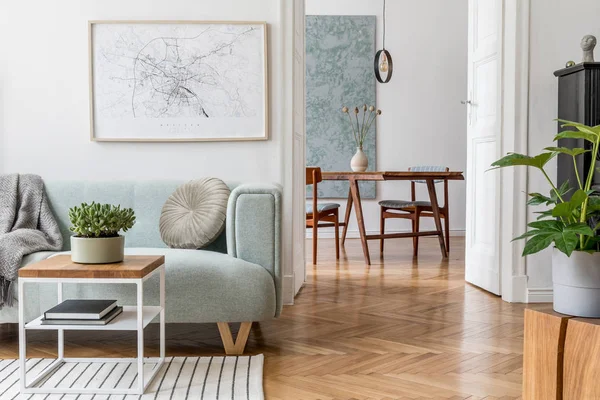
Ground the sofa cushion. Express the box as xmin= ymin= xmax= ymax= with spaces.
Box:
xmin=159 ymin=178 xmax=230 ymax=249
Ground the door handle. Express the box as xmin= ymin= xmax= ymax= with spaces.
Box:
xmin=461 ymin=100 xmax=472 ymax=105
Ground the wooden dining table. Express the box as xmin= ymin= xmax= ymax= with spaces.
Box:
xmin=322 ymin=171 xmax=465 ymax=265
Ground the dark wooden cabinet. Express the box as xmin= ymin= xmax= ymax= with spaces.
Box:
xmin=554 ymin=63 xmax=600 ymax=193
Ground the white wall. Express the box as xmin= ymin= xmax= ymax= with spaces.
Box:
xmin=305 ymin=0 xmax=468 ymax=238
xmin=527 ymin=0 xmax=600 ymax=291
xmin=0 ymin=0 xmax=283 ymax=184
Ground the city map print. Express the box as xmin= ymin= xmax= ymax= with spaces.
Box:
xmin=90 ymin=22 xmax=267 ymax=141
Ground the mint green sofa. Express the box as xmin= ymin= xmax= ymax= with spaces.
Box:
xmin=2 ymin=181 xmax=282 ymax=352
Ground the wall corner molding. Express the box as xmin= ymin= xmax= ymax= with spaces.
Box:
xmin=282 ymin=274 xmax=295 ymax=305
xmin=503 ymin=275 xmax=528 ymax=303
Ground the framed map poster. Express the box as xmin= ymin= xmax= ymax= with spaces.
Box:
xmin=89 ymin=21 xmax=268 ymax=142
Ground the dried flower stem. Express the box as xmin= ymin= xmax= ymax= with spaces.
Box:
xmin=354 ymin=112 xmax=361 ymax=147
xmin=360 ymin=106 xmax=367 ymax=146
xmin=364 ymin=111 xmax=377 ymax=139
xmin=346 ymin=112 xmax=358 ymax=145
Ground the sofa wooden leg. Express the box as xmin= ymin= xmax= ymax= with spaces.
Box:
xmin=217 ymin=322 xmax=252 ymax=355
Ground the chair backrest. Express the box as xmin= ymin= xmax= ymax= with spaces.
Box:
xmin=306 ymin=167 xmax=323 ymax=185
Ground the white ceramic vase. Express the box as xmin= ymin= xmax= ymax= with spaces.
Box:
xmin=351 ymin=147 xmax=368 ymax=172
xmin=552 ymin=248 xmax=600 ymax=317
xmin=71 ymin=235 xmax=125 ymax=264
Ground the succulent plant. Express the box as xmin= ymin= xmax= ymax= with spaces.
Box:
xmin=68 ymin=202 xmax=136 ymax=238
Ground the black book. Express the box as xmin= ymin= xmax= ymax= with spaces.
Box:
xmin=40 ymin=306 xmax=123 ymax=326
xmin=44 ymin=299 xmax=117 ymax=320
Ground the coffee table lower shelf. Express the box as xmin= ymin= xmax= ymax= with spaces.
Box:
xmin=25 ymin=306 xmax=162 ymax=331
xmin=21 ymin=357 xmax=165 ymax=395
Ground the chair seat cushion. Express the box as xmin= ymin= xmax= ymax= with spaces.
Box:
xmin=379 ymin=200 xmax=431 ymax=209
xmin=306 ymin=202 xmax=340 ymax=214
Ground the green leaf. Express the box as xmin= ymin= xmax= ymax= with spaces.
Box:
xmin=582 ymin=236 xmax=600 ymax=251
xmin=554 ymin=231 xmax=579 ymax=257
xmin=564 ymin=222 xmax=594 ymax=236
xmin=587 ymin=196 xmax=600 ymax=212
xmin=513 ymin=230 xmax=541 ymax=241
xmin=558 ymin=180 xmax=571 ymax=196
xmin=554 ymin=130 xmax=597 ymax=143
xmin=523 ymin=234 xmax=555 ymax=256
xmin=558 ymin=119 xmax=600 ymax=136
xmin=552 ymin=202 xmax=573 ymax=218
xmin=550 ymin=180 xmax=573 ymax=203
xmin=535 ymin=210 xmax=554 ymax=220
xmin=570 ymin=189 xmax=588 ymax=208
xmin=528 ymin=219 xmax=563 ymax=231
xmin=552 ymin=189 xmax=589 ymax=217
xmin=543 ymin=147 xmax=590 ymax=157
xmin=527 ymin=192 xmax=554 ymax=206
xmin=490 ymin=152 xmax=557 ymax=170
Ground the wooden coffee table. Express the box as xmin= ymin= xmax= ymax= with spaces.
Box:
xmin=17 ymin=255 xmax=166 ymax=396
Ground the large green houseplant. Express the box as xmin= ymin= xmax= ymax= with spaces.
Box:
xmin=69 ymin=202 xmax=136 ymax=264
xmin=492 ymin=120 xmax=600 ymax=317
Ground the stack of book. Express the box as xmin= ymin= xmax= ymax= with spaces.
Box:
xmin=41 ymin=299 xmax=122 ymax=325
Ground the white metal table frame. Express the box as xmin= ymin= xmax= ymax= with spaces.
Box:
xmin=18 ymin=264 xmax=166 ymax=395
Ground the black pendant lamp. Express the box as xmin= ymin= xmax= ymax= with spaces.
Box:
xmin=374 ymin=0 xmax=393 ymax=83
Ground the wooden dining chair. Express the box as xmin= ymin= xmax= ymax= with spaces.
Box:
xmin=306 ymin=167 xmax=340 ymax=264
xmin=379 ymin=166 xmax=450 ymax=257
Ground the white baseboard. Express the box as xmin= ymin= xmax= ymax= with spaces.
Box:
xmin=527 ymin=287 xmax=553 ymax=303
xmin=306 ymin=229 xmax=466 ymax=239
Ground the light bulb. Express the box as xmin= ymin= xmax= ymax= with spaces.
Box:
xmin=379 ymin=53 xmax=388 ymax=72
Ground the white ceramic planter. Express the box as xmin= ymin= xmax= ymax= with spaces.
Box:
xmin=71 ymin=236 xmax=125 ymax=264
xmin=552 ymin=248 xmax=600 ymax=317
xmin=351 ymin=147 xmax=368 ymax=172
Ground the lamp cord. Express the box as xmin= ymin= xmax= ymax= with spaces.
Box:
xmin=383 ymin=0 xmax=386 ymax=50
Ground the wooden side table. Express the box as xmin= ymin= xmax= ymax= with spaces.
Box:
xmin=18 ymin=255 xmax=166 ymax=396
xmin=563 ymin=318 xmax=600 ymax=399
xmin=523 ymin=308 xmax=600 ymax=399
xmin=522 ymin=308 xmax=571 ymax=400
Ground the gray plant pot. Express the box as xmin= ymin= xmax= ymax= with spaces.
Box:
xmin=553 ymin=248 xmax=600 ymax=317
xmin=71 ymin=236 xmax=125 ymax=264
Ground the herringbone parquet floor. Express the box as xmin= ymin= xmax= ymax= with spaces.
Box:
xmin=0 ymin=237 xmax=529 ymax=399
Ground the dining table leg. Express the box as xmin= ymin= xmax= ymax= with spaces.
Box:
xmin=349 ymin=178 xmax=371 ymax=265
xmin=341 ymin=187 xmax=353 ymax=245
xmin=426 ymin=179 xmax=448 ymax=258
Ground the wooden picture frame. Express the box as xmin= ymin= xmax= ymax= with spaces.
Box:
xmin=88 ymin=20 xmax=269 ymax=142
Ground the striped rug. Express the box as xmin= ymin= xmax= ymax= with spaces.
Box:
xmin=0 ymin=356 xmax=264 ymax=399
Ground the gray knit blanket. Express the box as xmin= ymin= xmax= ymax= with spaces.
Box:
xmin=0 ymin=174 xmax=63 ymax=308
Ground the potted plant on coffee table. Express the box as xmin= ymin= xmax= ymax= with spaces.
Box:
xmin=492 ymin=120 xmax=600 ymax=317
xmin=69 ymin=202 xmax=136 ymax=264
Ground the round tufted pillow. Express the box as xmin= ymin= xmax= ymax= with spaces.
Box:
xmin=159 ymin=178 xmax=230 ymax=249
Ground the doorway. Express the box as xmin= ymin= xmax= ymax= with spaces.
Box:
xmin=288 ymin=0 xmax=529 ymax=303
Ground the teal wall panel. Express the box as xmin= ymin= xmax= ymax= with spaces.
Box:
xmin=306 ymin=15 xmax=377 ymax=199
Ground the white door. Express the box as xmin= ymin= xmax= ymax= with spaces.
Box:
xmin=292 ymin=0 xmax=306 ymax=295
xmin=465 ymin=0 xmax=503 ymax=295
